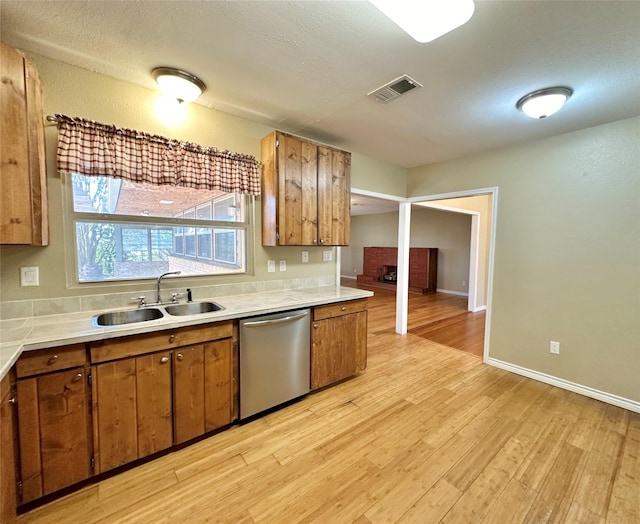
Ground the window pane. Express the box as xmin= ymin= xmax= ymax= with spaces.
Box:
xmin=214 ymin=229 xmax=238 ymax=264
xmin=184 ymin=227 xmax=196 ymax=257
xmin=122 ymin=228 xmax=150 ymax=262
xmin=75 ymin=222 xmax=245 ymax=282
xmin=174 ymin=227 xmax=184 ymax=255
xmin=213 ymin=194 xmax=243 ymax=222
xmin=197 ymin=228 xmax=212 ymax=259
xmin=71 ymin=174 xmax=244 ymax=221
xmin=151 ymin=229 xmax=173 ymax=261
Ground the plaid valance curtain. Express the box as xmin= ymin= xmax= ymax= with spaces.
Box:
xmin=55 ymin=114 xmax=261 ymax=195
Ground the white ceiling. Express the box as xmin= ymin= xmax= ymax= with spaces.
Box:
xmin=2 ymin=0 xmax=639 ymax=214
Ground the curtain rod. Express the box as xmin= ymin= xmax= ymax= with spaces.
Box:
xmin=45 ymin=115 xmax=58 ymax=126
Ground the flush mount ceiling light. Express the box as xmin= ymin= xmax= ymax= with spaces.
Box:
xmin=516 ymin=87 xmax=573 ymax=119
xmin=369 ymin=0 xmax=475 ymax=43
xmin=151 ymin=67 xmax=206 ymax=104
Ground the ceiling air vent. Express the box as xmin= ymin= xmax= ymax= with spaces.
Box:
xmin=368 ymin=74 xmax=422 ymax=103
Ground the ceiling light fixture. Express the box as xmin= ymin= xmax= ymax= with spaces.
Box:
xmin=516 ymin=87 xmax=573 ymax=119
xmin=151 ymin=67 xmax=206 ymax=104
xmin=369 ymin=0 xmax=475 ymax=43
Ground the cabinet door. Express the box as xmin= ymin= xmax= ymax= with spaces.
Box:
xmin=93 ymin=353 xmax=172 ymax=473
xmin=311 ymin=315 xmax=356 ymax=390
xmin=135 ymin=353 xmax=173 ymax=458
xmin=1 ymin=42 xmax=32 ymax=244
xmin=317 ymin=146 xmax=350 ymax=246
xmin=173 ymin=339 xmax=234 ymax=444
xmin=1 ymin=377 xmax=16 ymax=523
xmin=353 ymin=311 xmax=368 ymax=373
xmin=173 ymin=345 xmax=205 ymax=444
xmin=92 ymin=359 xmax=137 ymax=473
xmin=17 ymin=368 xmax=91 ymax=502
xmin=276 ymin=133 xmax=318 ymax=245
xmin=0 ymin=42 xmax=48 ymax=246
xmin=203 ymin=338 xmax=234 ymax=431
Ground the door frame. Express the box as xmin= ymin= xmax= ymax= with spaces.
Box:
xmin=348 ymin=186 xmax=498 ymax=362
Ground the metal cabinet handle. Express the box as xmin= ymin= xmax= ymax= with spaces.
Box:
xmin=8 ymin=397 xmax=16 ymax=404
xmin=47 ymin=355 xmax=58 ymax=365
xmin=160 ymin=356 xmax=169 ymax=364
xmin=169 ymin=334 xmax=176 ymax=343
xmin=176 ymin=353 xmax=184 ymax=361
xmin=341 ymin=306 xmax=346 ymax=311
xmin=72 ymin=373 xmax=83 ymax=382
xmin=313 ymin=323 xmax=319 ymax=329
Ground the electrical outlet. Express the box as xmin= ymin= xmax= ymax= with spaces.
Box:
xmin=550 ymin=341 xmax=560 ymax=354
xmin=20 ymin=266 xmax=39 ymax=286
xmin=279 ymin=260 xmax=286 ymax=271
xmin=267 ymin=260 xmax=276 ymax=273
xmin=462 ymin=280 xmax=467 ymax=287
xmin=322 ymin=250 xmax=332 ymax=262
xmin=301 ymin=251 xmax=309 ymax=263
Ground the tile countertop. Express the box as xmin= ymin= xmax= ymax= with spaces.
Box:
xmin=0 ymin=286 xmax=373 ymax=381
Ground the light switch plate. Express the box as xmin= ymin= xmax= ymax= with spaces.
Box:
xmin=279 ymin=260 xmax=287 ymax=271
xmin=322 ymin=250 xmax=333 ymax=262
xmin=301 ymin=251 xmax=309 ymax=263
xmin=267 ymin=260 xmax=276 ymax=273
xmin=20 ymin=266 xmax=40 ymax=286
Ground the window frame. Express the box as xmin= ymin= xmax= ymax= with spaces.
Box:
xmin=62 ymin=172 xmax=254 ymax=286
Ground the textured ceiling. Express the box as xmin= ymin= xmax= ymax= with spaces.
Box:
xmin=1 ymin=0 xmax=639 ymax=172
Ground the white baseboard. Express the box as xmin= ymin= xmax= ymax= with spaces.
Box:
xmin=471 ymin=305 xmax=487 ymax=312
xmin=436 ymin=288 xmax=469 ymax=297
xmin=340 ymin=275 xmax=357 ymax=280
xmin=486 ymin=357 xmax=640 ymax=414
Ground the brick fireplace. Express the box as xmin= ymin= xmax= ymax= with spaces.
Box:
xmin=356 ymin=246 xmax=438 ymax=294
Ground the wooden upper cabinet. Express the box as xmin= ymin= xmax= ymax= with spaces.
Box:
xmin=317 ymin=146 xmax=350 ymax=246
xmin=261 ymin=131 xmax=351 ymax=246
xmin=0 ymin=41 xmax=48 ymax=246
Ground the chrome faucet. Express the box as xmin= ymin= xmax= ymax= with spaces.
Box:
xmin=156 ymin=271 xmax=181 ymax=304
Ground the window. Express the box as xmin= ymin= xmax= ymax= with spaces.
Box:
xmin=68 ymin=173 xmax=250 ymax=282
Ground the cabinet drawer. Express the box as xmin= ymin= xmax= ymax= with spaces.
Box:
xmin=16 ymin=344 xmax=87 ymax=378
xmin=90 ymin=321 xmax=234 ymax=363
xmin=313 ymin=299 xmax=367 ymax=321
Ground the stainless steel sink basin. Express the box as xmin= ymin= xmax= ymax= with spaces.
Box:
xmin=164 ymin=301 xmax=224 ymax=316
xmin=93 ymin=307 xmax=164 ymax=326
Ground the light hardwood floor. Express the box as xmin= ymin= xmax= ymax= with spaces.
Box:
xmin=344 ymin=280 xmax=486 ymax=357
xmin=17 ymin=296 xmax=639 ymax=523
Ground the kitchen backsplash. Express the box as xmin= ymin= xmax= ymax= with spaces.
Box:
xmin=0 ymin=276 xmax=335 ymax=320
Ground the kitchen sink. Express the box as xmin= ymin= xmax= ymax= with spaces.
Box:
xmin=93 ymin=307 xmax=164 ymax=326
xmin=164 ymin=301 xmax=224 ymax=316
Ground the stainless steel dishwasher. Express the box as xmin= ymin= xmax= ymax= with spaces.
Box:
xmin=239 ymin=308 xmax=310 ymax=419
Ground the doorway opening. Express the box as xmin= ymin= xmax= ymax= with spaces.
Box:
xmin=343 ymin=187 xmax=498 ymax=361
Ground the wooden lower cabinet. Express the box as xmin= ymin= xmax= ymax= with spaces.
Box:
xmin=92 ymin=352 xmax=172 ymax=473
xmin=174 ymin=339 xmax=233 ymax=444
xmin=16 ymin=367 xmax=92 ymax=503
xmin=1 ymin=375 xmax=17 ymax=523
xmin=92 ymin=326 xmax=234 ymax=473
xmin=5 ymin=306 xmax=366 ymax=511
xmin=311 ymin=299 xmax=368 ymax=389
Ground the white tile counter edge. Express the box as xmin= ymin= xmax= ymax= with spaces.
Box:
xmin=0 ymin=286 xmax=373 ymax=380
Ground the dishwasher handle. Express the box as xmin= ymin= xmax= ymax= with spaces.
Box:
xmin=243 ymin=311 xmax=309 ymax=327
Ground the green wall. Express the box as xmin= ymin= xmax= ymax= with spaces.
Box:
xmin=408 ymin=116 xmax=640 ymax=403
